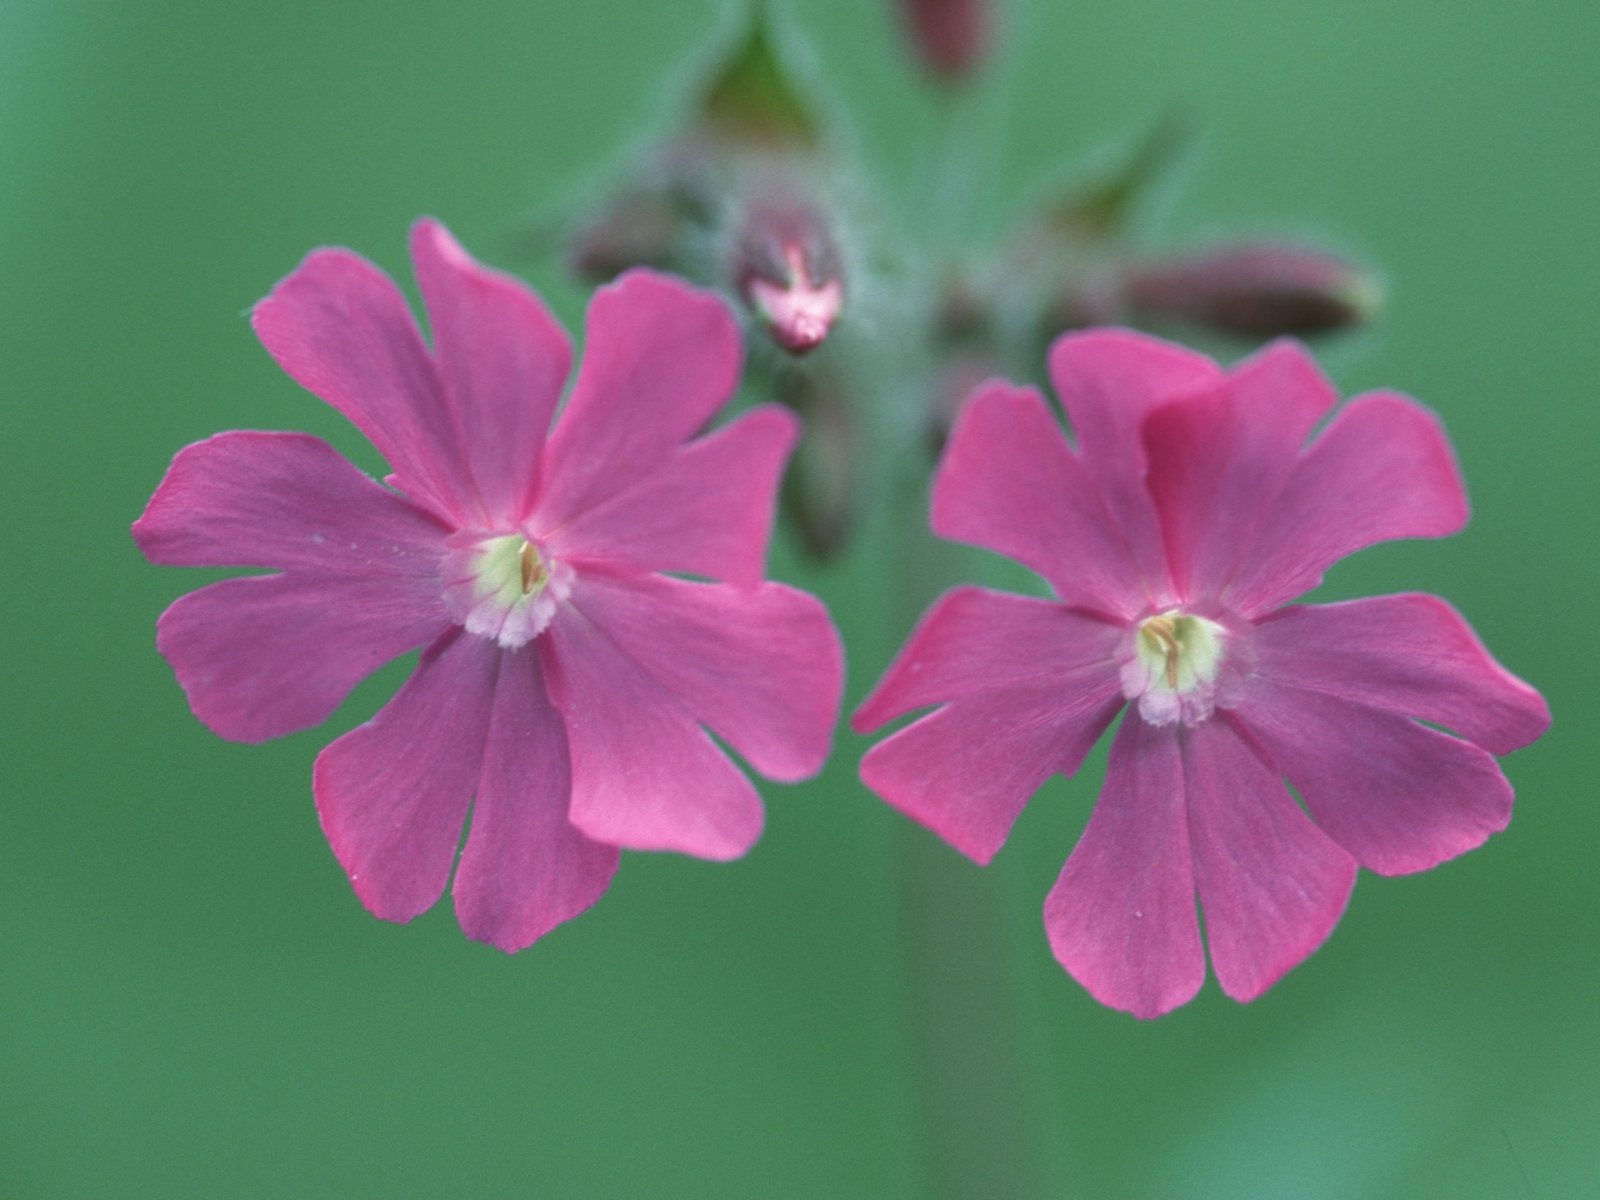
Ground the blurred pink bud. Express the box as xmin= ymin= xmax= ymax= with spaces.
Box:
xmin=1125 ymin=244 xmax=1380 ymax=338
xmin=895 ymin=0 xmax=991 ymax=83
xmin=733 ymin=199 xmax=844 ymax=355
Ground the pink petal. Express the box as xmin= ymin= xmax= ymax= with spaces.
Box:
xmin=1252 ymin=594 xmax=1549 ymax=756
xmin=132 ymin=430 xmax=449 ymax=573
xmin=155 ymin=573 xmax=451 ymax=743
xmin=452 ymin=647 xmax=619 ymax=953
xmin=853 ymin=586 xmax=1124 ymax=732
xmin=1186 ymin=717 xmax=1356 ymax=1004
xmin=545 ymin=405 xmax=798 ymax=588
xmin=1047 ymin=330 xmax=1222 ymax=606
xmin=931 ymin=383 xmax=1152 ymax=617
xmin=251 ymin=247 xmax=480 ymax=525
xmin=1141 ymin=341 xmax=1337 ymax=604
xmin=565 ymin=572 xmax=841 ymax=783
xmin=542 ymin=605 xmax=764 ymax=861
xmin=1225 ymin=392 xmax=1468 ymax=616
xmin=314 ymin=630 xmax=498 ymax=924
xmin=860 ymin=682 xmax=1124 ymax=865
xmin=1044 ymin=715 xmax=1205 ymax=1019
xmin=409 ymin=220 xmax=573 ymax=526
xmin=533 ymin=270 xmax=742 ymax=530
xmin=1235 ymin=679 xmax=1514 ymax=875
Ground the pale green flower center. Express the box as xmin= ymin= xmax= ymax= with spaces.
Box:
xmin=444 ymin=533 xmax=571 ymax=650
xmin=1123 ymin=610 xmax=1227 ymax=726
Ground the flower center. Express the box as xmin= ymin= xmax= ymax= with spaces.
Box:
xmin=443 ymin=533 xmax=572 ymax=650
xmin=1122 ymin=610 xmax=1227 ymax=727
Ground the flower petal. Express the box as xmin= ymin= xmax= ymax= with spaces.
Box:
xmin=853 ymin=586 xmax=1123 ymax=732
xmin=1224 ymin=392 xmax=1468 ymax=616
xmin=931 ymin=383 xmax=1152 ymax=616
xmin=1044 ymin=715 xmax=1204 ymax=1019
xmin=860 ymin=682 xmax=1123 ymax=865
xmin=314 ymin=630 xmax=498 ymax=924
xmin=1047 ymin=330 xmax=1222 ymax=606
xmin=452 ymin=647 xmax=619 ymax=953
xmin=155 ymin=572 xmax=451 ymax=743
xmin=251 ymin=247 xmax=478 ymax=524
xmin=409 ymin=219 xmax=573 ymax=526
xmin=1235 ymin=679 xmax=1514 ymax=875
xmin=1251 ymin=594 xmax=1549 ymax=756
xmin=543 ymin=605 xmax=764 ymax=861
xmin=545 ymin=405 xmax=798 ymax=587
xmin=132 ymin=430 xmax=449 ymax=574
xmin=1186 ymin=718 xmax=1356 ymax=1004
xmin=566 ymin=572 xmax=841 ymax=783
xmin=1141 ymin=341 xmax=1337 ymax=603
xmin=534 ymin=270 xmax=742 ymax=530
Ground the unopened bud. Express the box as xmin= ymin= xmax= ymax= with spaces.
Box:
xmin=770 ymin=364 xmax=860 ymax=560
xmin=894 ymin=0 xmax=991 ymax=84
xmin=1124 ymin=243 xmax=1379 ymax=338
xmin=567 ymin=187 xmax=685 ymax=281
xmin=733 ymin=198 xmax=844 ymax=355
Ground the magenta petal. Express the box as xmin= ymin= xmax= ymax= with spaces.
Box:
xmin=1252 ymin=594 xmax=1549 ymax=755
xmin=251 ymin=247 xmax=478 ymax=524
xmin=1226 ymin=392 xmax=1468 ymax=616
xmin=931 ymin=383 xmax=1151 ymax=616
xmin=132 ymin=430 xmax=449 ymax=573
xmin=1044 ymin=715 xmax=1205 ymax=1019
xmin=546 ymin=405 xmax=798 ymax=587
xmin=452 ymin=648 xmax=619 ymax=952
xmin=314 ymin=631 xmax=497 ymax=924
xmin=534 ymin=271 xmax=742 ymax=530
xmin=566 ymin=572 xmax=841 ymax=783
xmin=1236 ymin=679 xmax=1514 ymax=875
xmin=1047 ymin=330 xmax=1222 ymax=604
xmin=1142 ymin=341 xmax=1336 ymax=602
xmin=543 ymin=606 xmax=765 ymax=860
xmin=860 ymin=683 xmax=1123 ymax=865
xmin=1186 ymin=718 xmax=1356 ymax=1004
xmin=854 ymin=586 xmax=1123 ymax=731
xmin=409 ymin=220 xmax=572 ymax=525
xmin=156 ymin=573 xmax=451 ymax=743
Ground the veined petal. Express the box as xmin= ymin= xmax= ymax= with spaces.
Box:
xmin=534 ymin=271 xmax=742 ymax=530
xmin=132 ymin=430 xmax=449 ymax=574
xmin=453 ymin=647 xmax=619 ymax=953
xmin=155 ymin=572 xmax=451 ymax=743
xmin=1235 ymin=679 xmax=1514 ymax=875
xmin=1186 ymin=718 xmax=1356 ymax=1004
xmin=1225 ymin=392 xmax=1468 ymax=616
xmin=860 ymin=681 xmax=1123 ymax=865
xmin=1141 ymin=341 xmax=1336 ymax=603
xmin=314 ymin=631 xmax=499 ymax=924
xmin=1252 ymin=594 xmax=1549 ymax=756
xmin=853 ymin=586 xmax=1123 ymax=732
xmin=410 ymin=219 xmax=572 ymax=525
xmin=566 ymin=572 xmax=841 ymax=783
xmin=1044 ymin=714 xmax=1204 ymax=1019
xmin=542 ymin=605 xmax=764 ymax=861
xmin=251 ymin=246 xmax=479 ymax=525
xmin=1047 ymin=330 xmax=1222 ymax=606
xmin=931 ymin=383 xmax=1151 ymax=616
xmin=545 ymin=405 xmax=798 ymax=587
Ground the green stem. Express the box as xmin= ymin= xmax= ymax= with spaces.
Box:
xmin=883 ymin=481 xmax=1047 ymax=1200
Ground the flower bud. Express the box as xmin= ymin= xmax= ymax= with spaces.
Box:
xmin=732 ymin=196 xmax=845 ymax=355
xmin=1124 ymin=243 xmax=1379 ymax=338
xmin=770 ymin=363 xmax=860 ymax=560
xmin=894 ymin=0 xmax=991 ymax=84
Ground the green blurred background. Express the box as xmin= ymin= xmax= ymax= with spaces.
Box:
xmin=3 ymin=1 xmax=1596 ymax=1195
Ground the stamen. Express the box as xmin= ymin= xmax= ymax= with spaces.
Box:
xmin=1123 ymin=609 xmax=1227 ymax=727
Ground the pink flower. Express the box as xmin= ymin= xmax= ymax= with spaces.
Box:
xmin=854 ymin=330 xmax=1548 ymax=1018
xmin=134 ymin=220 xmax=843 ymax=951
